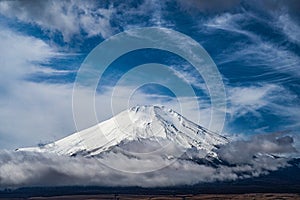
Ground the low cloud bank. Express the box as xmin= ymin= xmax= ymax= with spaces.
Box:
xmin=0 ymin=133 xmax=298 ymax=188
xmin=218 ymin=132 xmax=297 ymax=164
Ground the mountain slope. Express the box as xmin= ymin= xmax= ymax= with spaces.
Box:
xmin=18 ymin=105 xmax=228 ymax=158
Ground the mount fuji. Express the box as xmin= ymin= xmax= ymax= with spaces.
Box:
xmin=11 ymin=105 xmax=299 ymax=189
xmin=18 ymin=105 xmax=228 ymax=160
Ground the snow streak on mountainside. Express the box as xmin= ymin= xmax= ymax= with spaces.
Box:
xmin=18 ymin=105 xmax=228 ymax=158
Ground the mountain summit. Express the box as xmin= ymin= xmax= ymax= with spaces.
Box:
xmin=18 ymin=105 xmax=228 ymax=158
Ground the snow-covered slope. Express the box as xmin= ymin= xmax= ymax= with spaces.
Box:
xmin=18 ymin=105 xmax=228 ymax=158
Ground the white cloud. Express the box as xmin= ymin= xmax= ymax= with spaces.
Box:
xmin=0 ymin=82 xmax=75 ymax=148
xmin=0 ymin=0 xmax=115 ymax=41
xmin=169 ymin=64 xmax=208 ymax=92
xmin=220 ymin=82 xmax=300 ymax=140
xmin=226 ymin=83 xmax=300 ymax=131
xmin=0 ymin=131 xmax=295 ymax=187
xmin=277 ymin=14 xmax=300 ymax=44
xmin=0 ymin=27 xmax=76 ymax=148
xmin=230 ymin=41 xmax=300 ymax=77
xmin=205 ymin=12 xmax=300 ymax=78
xmin=227 ymin=84 xmax=281 ymax=118
xmin=0 ymin=28 xmax=58 ymax=81
xmin=204 ymin=12 xmax=257 ymax=40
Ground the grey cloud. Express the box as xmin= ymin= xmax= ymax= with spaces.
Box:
xmin=0 ymin=132 xmax=297 ymax=188
xmin=218 ymin=132 xmax=297 ymax=164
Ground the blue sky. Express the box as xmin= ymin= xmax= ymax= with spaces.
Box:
xmin=0 ymin=0 xmax=299 ymax=149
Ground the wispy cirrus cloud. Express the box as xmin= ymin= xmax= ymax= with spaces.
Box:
xmin=0 ymin=0 xmax=176 ymax=43
xmin=205 ymin=12 xmax=300 ymax=78
xmin=0 ymin=0 xmax=115 ymax=41
xmin=277 ymin=14 xmax=300 ymax=45
xmin=227 ymin=84 xmax=284 ymax=118
xmin=225 ymin=83 xmax=300 ymax=132
xmin=201 ymin=10 xmax=300 ymax=131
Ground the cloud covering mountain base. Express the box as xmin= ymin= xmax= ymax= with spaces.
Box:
xmin=0 ymin=133 xmax=296 ymax=188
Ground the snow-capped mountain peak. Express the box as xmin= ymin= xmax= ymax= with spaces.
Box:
xmin=18 ymin=105 xmax=228 ymax=158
